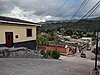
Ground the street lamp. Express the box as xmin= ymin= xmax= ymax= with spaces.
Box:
xmin=91 ymin=32 xmax=99 ymax=75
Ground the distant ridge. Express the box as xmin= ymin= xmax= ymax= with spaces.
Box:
xmin=40 ymin=16 xmax=100 ymax=30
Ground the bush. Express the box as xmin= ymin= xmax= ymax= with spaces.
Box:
xmin=40 ymin=50 xmax=60 ymax=59
xmin=51 ymin=50 xmax=60 ymax=59
xmin=40 ymin=50 xmax=45 ymax=55
xmin=43 ymin=53 xmax=48 ymax=58
xmin=40 ymin=50 xmax=48 ymax=58
xmin=47 ymin=50 xmax=52 ymax=56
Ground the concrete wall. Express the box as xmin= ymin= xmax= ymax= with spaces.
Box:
xmin=38 ymin=45 xmax=68 ymax=53
xmin=38 ymin=45 xmax=79 ymax=55
xmin=0 ymin=23 xmax=36 ymax=44
xmin=45 ymin=46 xmax=67 ymax=53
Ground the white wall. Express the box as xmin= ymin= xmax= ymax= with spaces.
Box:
xmin=0 ymin=23 xmax=36 ymax=44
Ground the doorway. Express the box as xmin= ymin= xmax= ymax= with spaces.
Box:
xmin=5 ymin=32 xmax=13 ymax=48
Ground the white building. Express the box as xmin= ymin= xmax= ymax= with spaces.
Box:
xmin=81 ymin=37 xmax=92 ymax=49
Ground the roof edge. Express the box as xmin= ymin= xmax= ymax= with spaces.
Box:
xmin=0 ymin=20 xmax=41 ymax=26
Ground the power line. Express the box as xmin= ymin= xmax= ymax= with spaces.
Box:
xmin=37 ymin=0 xmax=63 ymax=22
xmin=69 ymin=0 xmax=89 ymax=20
xmin=82 ymin=2 xmax=100 ymax=30
xmin=38 ymin=0 xmax=68 ymax=22
xmin=64 ymin=0 xmax=89 ymax=28
xmin=89 ymin=5 xmax=100 ymax=17
xmin=85 ymin=2 xmax=100 ymax=19
xmin=80 ymin=1 xmax=100 ymax=20
xmin=46 ymin=0 xmax=63 ymax=16
xmin=40 ymin=0 xmax=62 ymax=16
xmin=51 ymin=0 xmax=68 ymax=17
xmin=73 ymin=0 xmax=100 ymax=30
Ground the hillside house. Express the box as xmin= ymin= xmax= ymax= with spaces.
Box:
xmin=0 ymin=16 xmax=40 ymax=50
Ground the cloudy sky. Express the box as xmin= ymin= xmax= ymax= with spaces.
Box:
xmin=0 ymin=0 xmax=100 ymax=23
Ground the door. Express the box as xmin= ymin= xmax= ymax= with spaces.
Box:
xmin=5 ymin=32 xmax=13 ymax=48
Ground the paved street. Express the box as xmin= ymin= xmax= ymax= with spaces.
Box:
xmin=0 ymin=55 xmax=100 ymax=75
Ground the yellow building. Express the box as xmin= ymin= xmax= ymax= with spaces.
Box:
xmin=0 ymin=16 xmax=40 ymax=50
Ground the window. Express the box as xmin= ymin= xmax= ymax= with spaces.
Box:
xmin=26 ymin=29 xmax=32 ymax=37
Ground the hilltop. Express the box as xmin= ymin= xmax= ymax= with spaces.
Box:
xmin=39 ymin=17 xmax=100 ymax=31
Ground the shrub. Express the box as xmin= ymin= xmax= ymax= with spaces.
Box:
xmin=47 ymin=50 xmax=52 ymax=56
xmin=40 ymin=50 xmax=45 ymax=55
xmin=43 ymin=53 xmax=48 ymax=58
xmin=40 ymin=50 xmax=60 ymax=59
xmin=51 ymin=50 xmax=60 ymax=59
xmin=40 ymin=50 xmax=48 ymax=58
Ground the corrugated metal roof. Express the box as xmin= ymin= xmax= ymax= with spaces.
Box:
xmin=0 ymin=16 xmax=41 ymax=26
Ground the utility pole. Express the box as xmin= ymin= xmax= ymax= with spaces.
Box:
xmin=55 ymin=29 xmax=57 ymax=51
xmin=91 ymin=32 xmax=99 ymax=75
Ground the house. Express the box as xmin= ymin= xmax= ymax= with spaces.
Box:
xmin=80 ymin=37 xmax=92 ymax=49
xmin=63 ymin=36 xmax=71 ymax=39
xmin=0 ymin=16 xmax=41 ymax=50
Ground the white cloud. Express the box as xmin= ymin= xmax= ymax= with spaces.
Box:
xmin=1 ymin=6 xmax=34 ymax=22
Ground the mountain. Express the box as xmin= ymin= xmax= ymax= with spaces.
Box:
xmin=39 ymin=17 xmax=100 ymax=31
xmin=90 ymin=17 xmax=100 ymax=20
xmin=39 ymin=20 xmax=77 ymax=29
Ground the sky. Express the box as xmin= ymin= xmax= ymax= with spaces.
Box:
xmin=0 ymin=0 xmax=100 ymax=23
